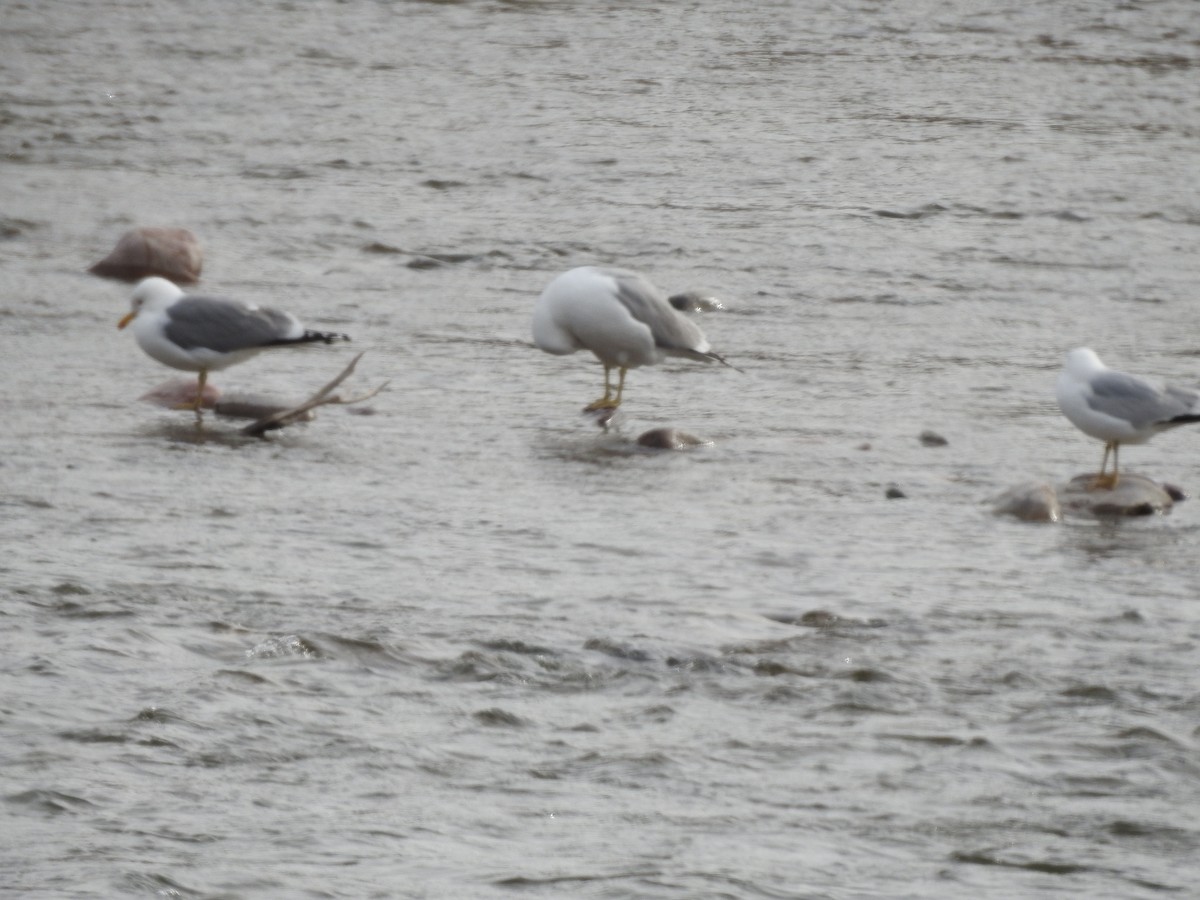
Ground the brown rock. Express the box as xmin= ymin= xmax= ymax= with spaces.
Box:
xmin=993 ymin=474 xmax=1182 ymax=521
xmin=636 ymin=427 xmax=712 ymax=450
xmin=89 ymin=227 xmax=203 ymax=283
xmin=1059 ymin=473 xmax=1177 ymax=517
xmin=139 ymin=378 xmax=222 ymax=410
xmin=139 ymin=378 xmax=308 ymax=420
xmin=992 ymin=482 xmax=1061 ymax=523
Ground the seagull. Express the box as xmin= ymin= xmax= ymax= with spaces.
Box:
xmin=1055 ymin=347 xmax=1200 ymax=489
xmin=532 ymin=266 xmax=733 ymax=411
xmin=118 ymin=277 xmax=350 ymax=413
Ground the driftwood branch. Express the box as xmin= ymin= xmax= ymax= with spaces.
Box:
xmin=241 ymin=352 xmax=388 ymax=437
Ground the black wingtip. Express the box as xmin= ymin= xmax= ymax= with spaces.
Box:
xmin=303 ymin=330 xmax=352 ymax=345
xmin=1166 ymin=413 xmax=1200 ymax=426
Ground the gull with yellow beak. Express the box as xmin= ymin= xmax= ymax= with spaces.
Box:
xmin=1056 ymin=347 xmax=1200 ymax=489
xmin=118 ymin=277 xmax=350 ymax=414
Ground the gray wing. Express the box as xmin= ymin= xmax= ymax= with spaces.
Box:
xmin=604 ymin=268 xmax=711 ymax=358
xmin=164 ymin=296 xmax=300 ymax=352
xmin=1088 ymin=371 xmax=1199 ymax=428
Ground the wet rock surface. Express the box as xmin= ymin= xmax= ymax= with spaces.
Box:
xmin=1058 ymin=474 xmax=1178 ymax=517
xmin=668 ymin=291 xmax=726 ymax=314
xmin=135 ymin=353 xmax=382 ymax=436
xmin=919 ymin=430 xmax=948 ymax=447
xmin=994 ymin=474 xmax=1182 ymax=521
xmin=140 ymin=378 xmax=311 ymax=421
xmin=636 ymin=427 xmax=712 ymax=450
xmin=991 ymin=481 xmax=1062 ymax=523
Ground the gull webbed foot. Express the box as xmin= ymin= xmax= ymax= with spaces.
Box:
xmin=584 ymin=397 xmax=621 ymax=412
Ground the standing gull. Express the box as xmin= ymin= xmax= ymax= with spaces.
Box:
xmin=1055 ymin=347 xmax=1200 ymax=489
xmin=532 ymin=266 xmax=732 ymax=411
xmin=118 ymin=277 xmax=350 ymax=413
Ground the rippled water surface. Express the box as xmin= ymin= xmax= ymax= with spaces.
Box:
xmin=3 ymin=2 xmax=1200 ymax=897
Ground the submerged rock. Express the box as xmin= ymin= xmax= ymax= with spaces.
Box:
xmin=139 ymin=379 xmax=222 ymax=410
xmin=1059 ymin=474 xmax=1177 ymax=517
xmin=994 ymin=474 xmax=1180 ymax=521
xmin=139 ymin=378 xmax=310 ymax=421
xmin=636 ymin=427 xmax=712 ymax=450
xmin=89 ymin=227 xmax=203 ymax=284
xmin=992 ymin=481 xmax=1061 ymax=523
xmin=668 ymin=291 xmax=726 ymax=314
xmin=137 ymin=353 xmax=381 ymax=436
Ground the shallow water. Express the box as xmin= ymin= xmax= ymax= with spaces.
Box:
xmin=3 ymin=2 xmax=1199 ymax=897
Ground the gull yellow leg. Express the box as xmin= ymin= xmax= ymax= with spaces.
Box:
xmin=171 ymin=368 xmax=208 ymax=418
xmin=613 ymin=367 xmax=627 ymax=406
xmin=584 ymin=364 xmax=621 ymax=411
xmin=1090 ymin=441 xmax=1119 ymax=491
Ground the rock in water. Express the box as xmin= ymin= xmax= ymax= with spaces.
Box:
xmin=139 ymin=378 xmax=222 ymax=410
xmin=139 ymin=378 xmax=306 ymax=420
xmin=89 ymin=227 xmax=203 ymax=283
xmin=668 ymin=291 xmax=726 ymax=314
xmin=1059 ymin=473 xmax=1176 ymax=517
xmin=636 ymin=427 xmax=711 ymax=450
xmin=992 ymin=482 xmax=1062 ymax=523
xmin=993 ymin=474 xmax=1181 ymax=521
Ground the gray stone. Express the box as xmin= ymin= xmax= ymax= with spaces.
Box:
xmin=636 ymin=427 xmax=712 ymax=450
xmin=1059 ymin=473 xmax=1177 ymax=517
xmin=668 ymin=291 xmax=726 ymax=314
xmin=993 ymin=474 xmax=1182 ymax=521
xmin=992 ymin=481 xmax=1062 ymax=523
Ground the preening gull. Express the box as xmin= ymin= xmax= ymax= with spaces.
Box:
xmin=118 ymin=277 xmax=350 ymax=412
xmin=1055 ymin=347 xmax=1200 ymax=489
xmin=532 ymin=266 xmax=732 ymax=411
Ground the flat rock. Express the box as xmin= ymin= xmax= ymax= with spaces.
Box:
xmin=139 ymin=379 xmax=222 ymax=410
xmin=994 ymin=474 xmax=1181 ymax=521
xmin=89 ymin=227 xmax=203 ymax=283
xmin=140 ymin=378 xmax=307 ymax=420
xmin=1059 ymin=473 xmax=1177 ymax=517
xmin=992 ymin=481 xmax=1061 ymax=523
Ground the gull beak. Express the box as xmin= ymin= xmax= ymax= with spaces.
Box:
xmin=117 ymin=310 xmax=136 ymax=330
